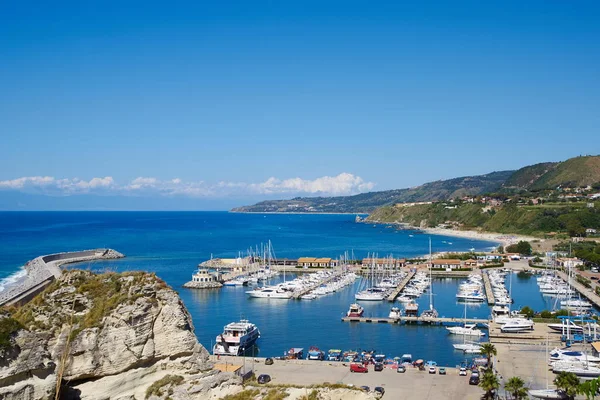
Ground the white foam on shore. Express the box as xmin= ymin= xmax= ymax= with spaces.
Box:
xmin=0 ymin=267 xmax=27 ymax=293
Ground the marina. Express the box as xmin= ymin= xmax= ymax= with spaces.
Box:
xmin=481 ymin=271 xmax=496 ymax=305
xmin=386 ymin=270 xmax=416 ymax=302
xmin=341 ymin=316 xmax=490 ymax=325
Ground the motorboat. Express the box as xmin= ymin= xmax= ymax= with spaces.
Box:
xmin=453 ymin=342 xmax=482 ymax=353
xmin=246 ymin=286 xmax=292 ymax=299
xmin=300 ymin=293 xmax=317 ymax=300
xmin=327 ymin=349 xmax=342 ymax=361
xmin=401 ymin=354 xmax=413 ymax=364
xmin=501 ymin=318 xmax=534 ymax=333
xmin=529 ymin=389 xmax=568 ymax=399
xmin=284 ymin=347 xmax=304 ymax=360
xmin=456 ymin=290 xmax=486 ymax=302
xmin=548 ymin=319 xmax=584 ymax=334
xmin=396 ymin=295 xmax=412 ymax=303
xmin=389 ymin=307 xmax=402 ymax=319
xmin=549 ymin=348 xmax=600 ymax=363
xmin=307 ymin=346 xmax=325 ymax=360
xmin=347 ymin=303 xmax=364 ymax=317
xmin=404 ymin=300 xmax=419 ymax=316
xmin=447 ymin=324 xmax=485 ymax=337
xmin=213 ymin=319 xmax=260 ymax=356
xmin=561 ymin=299 xmax=593 ymax=309
xmin=552 ymin=362 xmax=600 ymax=378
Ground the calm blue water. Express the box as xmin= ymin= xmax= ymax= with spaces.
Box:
xmin=0 ymin=211 xmax=554 ymax=366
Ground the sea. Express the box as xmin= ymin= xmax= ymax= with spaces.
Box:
xmin=0 ymin=211 xmax=558 ymax=367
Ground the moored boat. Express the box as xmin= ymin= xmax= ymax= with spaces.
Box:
xmin=213 ymin=319 xmax=260 ymax=356
xmin=347 ymin=303 xmax=365 ymax=317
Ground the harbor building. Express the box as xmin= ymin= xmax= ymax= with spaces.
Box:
xmin=431 ymin=259 xmax=464 ymax=270
xmin=297 ymin=257 xmax=338 ymax=268
xmin=361 ymin=257 xmax=406 ymax=269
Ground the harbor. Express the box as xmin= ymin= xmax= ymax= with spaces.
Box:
xmin=341 ymin=315 xmax=489 ymax=325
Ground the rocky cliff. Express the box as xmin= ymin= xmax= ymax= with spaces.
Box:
xmin=0 ymin=270 xmax=239 ymax=400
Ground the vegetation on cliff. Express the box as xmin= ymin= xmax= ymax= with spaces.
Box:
xmin=367 ymin=200 xmax=600 ymax=237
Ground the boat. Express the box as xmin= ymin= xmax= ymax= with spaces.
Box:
xmin=347 ymin=303 xmax=364 ymax=317
xmin=307 ymin=346 xmax=325 ymax=360
xmin=355 ymin=288 xmax=385 ymax=301
xmin=552 ymin=362 xmax=600 ymax=378
xmin=246 ymin=286 xmax=292 ymax=299
xmin=284 ymin=347 xmax=304 ymax=360
xmin=549 ymin=348 xmax=600 ymax=363
xmin=396 ymin=295 xmax=412 ymax=303
xmin=421 ymin=237 xmax=439 ymax=319
xmin=300 ymin=293 xmax=317 ymax=300
xmin=327 ymin=349 xmax=342 ymax=361
xmin=389 ymin=307 xmax=402 ymax=319
xmin=548 ymin=319 xmax=584 ymax=334
xmin=501 ymin=318 xmax=534 ymax=333
xmin=405 ymin=300 xmax=419 ymax=316
xmin=447 ymin=324 xmax=485 ymax=337
xmin=529 ymin=389 xmax=568 ymax=399
xmin=561 ymin=299 xmax=593 ymax=309
xmin=401 ymin=354 xmax=413 ymax=364
xmin=212 ymin=319 xmax=260 ymax=356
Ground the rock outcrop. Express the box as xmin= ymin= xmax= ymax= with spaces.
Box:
xmin=0 ymin=270 xmax=238 ymax=400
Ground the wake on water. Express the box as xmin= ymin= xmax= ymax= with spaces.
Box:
xmin=0 ymin=267 xmax=27 ymax=293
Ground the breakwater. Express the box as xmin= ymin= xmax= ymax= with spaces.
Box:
xmin=0 ymin=249 xmax=124 ymax=307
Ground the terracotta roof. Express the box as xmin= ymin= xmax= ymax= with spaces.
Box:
xmin=315 ymin=258 xmax=332 ymax=263
xmin=298 ymin=257 xmax=317 ymax=263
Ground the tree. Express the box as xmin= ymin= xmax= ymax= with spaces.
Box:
xmin=480 ymin=343 xmax=497 ymax=367
xmin=506 ymin=241 xmax=532 ymax=255
xmin=554 ymin=371 xmax=580 ymax=400
xmin=505 ymin=376 xmax=528 ymax=400
xmin=480 ymin=370 xmax=500 ymax=400
xmin=520 ymin=306 xmax=535 ymax=318
xmin=578 ymin=377 xmax=600 ymax=400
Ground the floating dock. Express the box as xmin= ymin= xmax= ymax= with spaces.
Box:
xmin=386 ymin=271 xmax=416 ymax=302
xmin=481 ymin=271 xmax=496 ymax=305
xmin=341 ymin=316 xmax=489 ymax=325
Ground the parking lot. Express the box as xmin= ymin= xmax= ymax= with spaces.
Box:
xmin=249 ymin=360 xmax=484 ymax=400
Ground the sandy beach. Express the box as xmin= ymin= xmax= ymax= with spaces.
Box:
xmin=421 ymin=226 xmax=540 ymax=249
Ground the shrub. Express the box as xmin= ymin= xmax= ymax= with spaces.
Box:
xmin=0 ymin=317 xmax=22 ymax=351
xmin=145 ymin=375 xmax=184 ymax=399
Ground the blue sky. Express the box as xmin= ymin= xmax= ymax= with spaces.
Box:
xmin=1 ymin=1 xmax=599 ymax=209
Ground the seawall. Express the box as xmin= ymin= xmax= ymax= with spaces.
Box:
xmin=0 ymin=249 xmax=124 ymax=307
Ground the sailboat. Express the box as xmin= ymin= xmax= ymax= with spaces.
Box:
xmin=448 ymin=301 xmax=485 ymax=337
xmin=421 ymin=238 xmax=439 ymax=319
xmin=530 ymin=334 xmax=568 ymax=399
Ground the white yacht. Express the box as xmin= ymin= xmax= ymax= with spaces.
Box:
xmin=389 ymin=307 xmax=402 ymax=319
xmin=549 ymin=348 xmax=600 ymax=364
xmin=500 ymin=318 xmax=534 ymax=333
xmin=355 ymin=288 xmax=385 ymax=301
xmin=447 ymin=324 xmax=485 ymax=337
xmin=548 ymin=319 xmax=585 ymax=334
xmin=529 ymin=389 xmax=568 ymax=399
xmin=453 ymin=342 xmax=482 ymax=353
xmin=213 ymin=319 xmax=260 ymax=356
xmin=561 ymin=299 xmax=592 ymax=309
xmin=552 ymin=361 xmax=600 ymax=378
xmin=246 ymin=286 xmax=292 ymax=299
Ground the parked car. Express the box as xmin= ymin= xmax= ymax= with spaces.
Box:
xmin=350 ymin=363 xmax=368 ymax=373
xmin=257 ymin=374 xmax=271 ymax=384
xmin=469 ymin=375 xmax=480 ymax=385
xmin=397 ymin=365 xmax=406 ymax=373
xmin=374 ymin=387 xmax=385 ymax=397
xmin=428 ymin=366 xmax=436 ymax=374
xmin=439 ymin=367 xmax=446 ymax=375
xmin=374 ymin=362 xmax=384 ymax=371
xmin=360 ymin=386 xmax=370 ymax=392
xmin=459 ymin=367 xmax=467 ymax=376
xmin=265 ymin=357 xmax=274 ymax=365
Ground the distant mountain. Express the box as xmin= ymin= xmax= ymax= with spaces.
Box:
xmin=231 ymin=170 xmax=514 ymax=213
xmin=232 ymin=155 xmax=600 ymax=214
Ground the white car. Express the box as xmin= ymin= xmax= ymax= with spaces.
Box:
xmin=429 ymin=366 xmax=436 ymax=374
xmin=459 ymin=367 xmax=467 ymax=376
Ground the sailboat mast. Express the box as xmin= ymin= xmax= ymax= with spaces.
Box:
xmin=429 ymin=237 xmax=433 ymax=310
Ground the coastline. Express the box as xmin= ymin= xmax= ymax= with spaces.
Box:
xmin=229 ymin=210 xmax=369 ymax=215
xmin=366 ymin=219 xmax=539 ymax=249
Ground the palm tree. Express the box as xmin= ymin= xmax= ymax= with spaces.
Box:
xmin=578 ymin=377 xmax=600 ymax=400
xmin=554 ymin=371 xmax=580 ymax=400
xmin=504 ymin=376 xmax=528 ymax=400
xmin=480 ymin=343 xmax=497 ymax=367
xmin=480 ymin=370 xmax=500 ymax=400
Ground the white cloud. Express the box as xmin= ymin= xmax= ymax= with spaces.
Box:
xmin=0 ymin=173 xmax=375 ymax=198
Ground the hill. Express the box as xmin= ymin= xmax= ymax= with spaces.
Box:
xmin=233 ymin=155 xmax=600 ymax=214
xmin=232 ymin=171 xmax=514 ymax=213
xmin=502 ymin=156 xmax=600 ymax=191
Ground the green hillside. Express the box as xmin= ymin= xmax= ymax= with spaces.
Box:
xmin=367 ymin=201 xmax=600 ymax=237
xmin=502 ymin=162 xmax=557 ymax=189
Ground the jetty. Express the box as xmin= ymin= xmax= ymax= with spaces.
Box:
xmin=342 ymin=315 xmax=489 ymax=325
xmin=556 ymin=270 xmax=600 ymax=309
xmin=386 ymin=271 xmax=415 ymax=302
xmin=292 ymin=271 xmax=344 ymax=299
xmin=0 ymin=249 xmax=124 ymax=307
xmin=481 ymin=271 xmax=496 ymax=305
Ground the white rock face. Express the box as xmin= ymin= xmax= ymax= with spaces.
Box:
xmin=0 ymin=270 xmax=217 ymax=400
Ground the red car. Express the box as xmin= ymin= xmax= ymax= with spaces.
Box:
xmin=350 ymin=363 xmax=368 ymax=373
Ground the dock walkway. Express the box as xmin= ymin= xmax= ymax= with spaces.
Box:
xmin=291 ymin=271 xmax=344 ymax=299
xmin=342 ymin=316 xmax=489 ymax=325
xmin=557 ymin=270 xmax=600 ymax=309
xmin=481 ymin=271 xmax=495 ymax=305
xmin=387 ymin=271 xmax=416 ymax=302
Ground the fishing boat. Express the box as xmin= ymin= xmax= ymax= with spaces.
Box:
xmin=307 ymin=346 xmax=325 ymax=360
xmin=284 ymin=347 xmax=304 ymax=360
xmin=347 ymin=303 xmax=364 ymax=317
xmin=212 ymin=319 xmax=260 ymax=356
xmin=327 ymin=349 xmax=342 ymax=361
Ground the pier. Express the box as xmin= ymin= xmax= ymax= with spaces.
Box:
xmin=0 ymin=249 xmax=124 ymax=307
xmin=556 ymin=270 xmax=600 ymax=309
xmin=342 ymin=315 xmax=489 ymax=325
xmin=481 ymin=271 xmax=495 ymax=305
xmin=386 ymin=271 xmax=415 ymax=302
xmin=291 ymin=271 xmax=345 ymax=299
